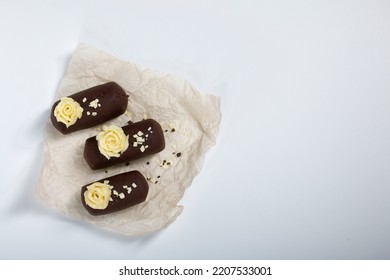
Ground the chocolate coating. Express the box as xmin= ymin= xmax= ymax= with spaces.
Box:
xmin=81 ymin=171 xmax=149 ymax=216
xmin=51 ymin=82 xmax=128 ymax=134
xmin=84 ymin=119 xmax=165 ymax=170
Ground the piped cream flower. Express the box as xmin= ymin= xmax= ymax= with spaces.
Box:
xmin=54 ymin=97 xmax=83 ymax=128
xmin=96 ymin=125 xmax=129 ymax=159
xmin=84 ymin=182 xmax=112 ymax=210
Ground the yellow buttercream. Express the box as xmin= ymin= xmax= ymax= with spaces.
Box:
xmin=84 ymin=182 xmax=112 ymax=210
xmin=53 ymin=97 xmax=83 ymax=128
xmin=96 ymin=125 xmax=129 ymax=159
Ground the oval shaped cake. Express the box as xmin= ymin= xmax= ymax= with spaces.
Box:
xmin=84 ymin=119 xmax=166 ymax=170
xmin=50 ymin=82 xmax=128 ymax=134
xmin=81 ymin=171 xmax=149 ymax=216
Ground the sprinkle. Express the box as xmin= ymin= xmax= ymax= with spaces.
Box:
xmin=169 ymin=122 xmax=177 ymax=131
xmin=109 ymin=197 xmax=113 ymax=202
xmin=133 ymin=142 xmax=138 ymax=147
xmin=164 ymin=130 xmax=168 ymax=132
xmin=160 ymin=160 xmax=173 ymax=168
xmin=91 ymin=112 xmax=97 ymax=116
xmin=122 ymin=185 xmax=128 ymax=189
xmin=133 ymin=134 xmax=138 ymax=138
xmin=146 ymin=162 xmax=150 ymax=165
xmin=82 ymin=97 xmax=87 ymax=103
xmin=89 ymin=99 xmax=100 ymax=109
xmin=119 ymin=193 xmax=125 ymax=199
xmin=127 ymin=188 xmax=132 ymax=194
xmin=176 ymin=152 xmax=182 ymax=157
xmin=104 ymin=180 xmax=110 ymax=184
xmin=140 ymin=145 xmax=145 ymax=153
xmin=146 ymin=177 xmax=158 ymax=184
xmin=132 ymin=183 xmax=137 ymax=188
xmin=105 ymin=170 xmax=108 ymax=173
xmin=87 ymin=111 xmax=91 ymax=116
xmin=148 ymin=127 xmax=152 ymax=131
xmin=113 ymin=190 xmax=119 ymax=196
xmin=125 ymin=162 xmax=130 ymax=166
xmin=137 ymin=131 xmax=143 ymax=136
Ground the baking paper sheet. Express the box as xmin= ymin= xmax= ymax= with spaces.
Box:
xmin=35 ymin=44 xmax=221 ymax=236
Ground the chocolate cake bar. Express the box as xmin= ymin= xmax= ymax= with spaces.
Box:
xmin=84 ymin=119 xmax=165 ymax=170
xmin=51 ymin=82 xmax=128 ymax=134
xmin=81 ymin=171 xmax=149 ymax=215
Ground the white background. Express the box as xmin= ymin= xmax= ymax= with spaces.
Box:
xmin=1 ymin=0 xmax=390 ymax=259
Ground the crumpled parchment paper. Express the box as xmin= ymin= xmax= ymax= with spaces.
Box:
xmin=35 ymin=44 xmax=221 ymax=236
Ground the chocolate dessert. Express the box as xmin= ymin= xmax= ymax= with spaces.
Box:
xmin=81 ymin=171 xmax=149 ymax=215
xmin=84 ymin=119 xmax=165 ymax=170
xmin=51 ymin=82 xmax=128 ymax=134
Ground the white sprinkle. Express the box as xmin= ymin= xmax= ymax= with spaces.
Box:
xmin=89 ymin=98 xmax=100 ymax=109
xmin=133 ymin=142 xmax=138 ymax=147
xmin=136 ymin=137 xmax=144 ymax=143
xmin=109 ymin=197 xmax=113 ymax=202
xmin=104 ymin=180 xmax=110 ymax=184
xmin=140 ymin=145 xmax=145 ymax=153
xmin=91 ymin=112 xmax=97 ymax=116
xmin=127 ymin=188 xmax=132 ymax=194
xmin=145 ymin=134 xmax=149 ymax=138
xmin=160 ymin=160 xmax=173 ymax=169
xmin=148 ymin=127 xmax=152 ymax=131
xmin=82 ymin=97 xmax=87 ymax=103
xmin=87 ymin=111 xmax=91 ymax=116
xmin=122 ymin=185 xmax=128 ymax=189
xmin=137 ymin=131 xmax=144 ymax=136
xmin=119 ymin=193 xmax=125 ymax=199
xmin=113 ymin=190 xmax=118 ymax=196
xmin=145 ymin=145 xmax=149 ymax=149
xmin=132 ymin=183 xmax=137 ymax=188
xmin=169 ymin=122 xmax=177 ymax=129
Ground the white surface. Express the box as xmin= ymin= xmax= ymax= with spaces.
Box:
xmin=1 ymin=0 xmax=390 ymax=259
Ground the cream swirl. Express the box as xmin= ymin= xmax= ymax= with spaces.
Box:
xmin=96 ymin=125 xmax=129 ymax=159
xmin=53 ymin=97 xmax=83 ymax=128
xmin=84 ymin=182 xmax=112 ymax=210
